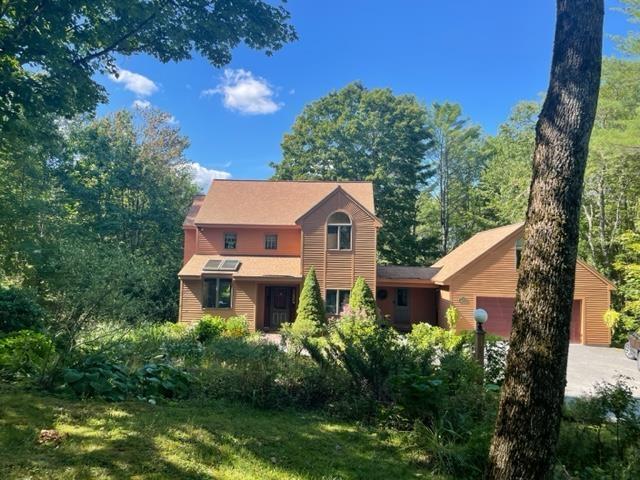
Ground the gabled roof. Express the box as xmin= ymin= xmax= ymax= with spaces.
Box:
xmin=179 ymin=254 xmax=302 ymax=279
xmin=430 ymin=222 xmax=616 ymax=289
xmin=193 ymin=180 xmax=375 ymax=226
xmin=431 ymin=222 xmax=524 ymax=284
xmin=183 ymin=194 xmax=206 ymax=228
xmin=295 ymin=185 xmax=382 ymax=226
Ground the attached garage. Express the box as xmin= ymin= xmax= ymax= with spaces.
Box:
xmin=430 ymin=223 xmax=615 ymax=346
xmin=476 ymin=296 xmax=583 ymax=343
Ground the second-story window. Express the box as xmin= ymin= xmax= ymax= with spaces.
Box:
xmin=327 ymin=212 xmax=352 ymax=250
xmin=224 ymin=232 xmax=237 ymax=249
xmin=265 ymin=234 xmax=278 ymax=250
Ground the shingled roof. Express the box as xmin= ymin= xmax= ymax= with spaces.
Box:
xmin=431 ymin=222 xmax=524 ymax=284
xmin=193 ymin=180 xmax=376 ymax=226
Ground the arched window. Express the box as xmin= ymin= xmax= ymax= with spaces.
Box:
xmin=327 ymin=212 xmax=352 ymax=250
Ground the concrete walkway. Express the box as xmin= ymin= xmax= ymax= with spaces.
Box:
xmin=566 ymin=344 xmax=640 ymax=398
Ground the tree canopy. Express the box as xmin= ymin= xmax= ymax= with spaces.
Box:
xmin=272 ymin=82 xmax=431 ymax=265
xmin=0 ymin=0 xmax=296 ymax=138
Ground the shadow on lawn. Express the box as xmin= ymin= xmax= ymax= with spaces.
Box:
xmin=0 ymin=391 xmax=417 ymax=480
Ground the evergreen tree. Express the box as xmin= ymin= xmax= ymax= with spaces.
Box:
xmin=291 ymin=266 xmax=325 ymax=337
xmin=349 ymin=277 xmax=377 ymax=319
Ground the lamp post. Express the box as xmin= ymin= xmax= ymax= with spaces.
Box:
xmin=473 ymin=308 xmax=488 ymax=368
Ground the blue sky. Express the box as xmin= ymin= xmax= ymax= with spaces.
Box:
xmin=98 ymin=0 xmax=633 ymax=190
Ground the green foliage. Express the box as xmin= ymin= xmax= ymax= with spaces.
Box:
xmin=408 ymin=323 xmax=465 ymax=352
xmin=62 ymin=354 xmax=133 ymax=401
xmin=62 ymin=353 xmax=194 ymax=403
xmin=558 ymin=378 xmax=640 ymax=477
xmin=348 ymin=277 xmax=377 ymax=318
xmin=0 ymin=330 xmax=55 ymax=380
xmin=222 ymin=315 xmax=249 ymax=338
xmin=195 ymin=315 xmax=226 ymax=342
xmin=0 ymin=285 xmax=45 ymax=333
xmin=0 ymin=0 xmax=296 ymax=183
xmin=289 ymin=267 xmax=325 ymax=342
xmin=196 ymin=336 xmax=341 ymax=409
xmin=613 ymin=229 xmax=640 ymax=342
xmin=419 ymin=102 xmax=487 ymax=257
xmin=445 ymin=305 xmax=459 ymax=331
xmin=134 ymin=363 xmax=193 ymax=402
xmin=477 ymin=101 xmax=539 ymax=226
xmin=272 ymin=82 xmax=431 ymax=265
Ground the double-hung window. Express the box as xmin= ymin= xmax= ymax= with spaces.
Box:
xmin=265 ymin=234 xmax=278 ymax=250
xmin=327 ymin=212 xmax=352 ymax=250
xmin=224 ymin=232 xmax=237 ymax=250
xmin=326 ymin=289 xmax=350 ymax=315
xmin=203 ymin=278 xmax=232 ymax=308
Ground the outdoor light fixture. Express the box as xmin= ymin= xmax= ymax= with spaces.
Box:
xmin=474 ymin=308 xmax=488 ymax=325
xmin=473 ymin=308 xmax=488 ymax=368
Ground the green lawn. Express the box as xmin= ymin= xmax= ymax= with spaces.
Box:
xmin=0 ymin=388 xmax=432 ymax=480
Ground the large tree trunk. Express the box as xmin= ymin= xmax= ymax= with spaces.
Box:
xmin=486 ymin=1 xmax=603 ymax=479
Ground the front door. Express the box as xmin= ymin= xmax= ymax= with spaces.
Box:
xmin=267 ymin=286 xmax=295 ymax=330
xmin=395 ymin=288 xmax=410 ymax=326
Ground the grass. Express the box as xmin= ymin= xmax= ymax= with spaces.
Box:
xmin=0 ymin=387 xmax=433 ymax=480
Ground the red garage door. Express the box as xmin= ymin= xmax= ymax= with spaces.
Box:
xmin=475 ymin=297 xmax=582 ymax=343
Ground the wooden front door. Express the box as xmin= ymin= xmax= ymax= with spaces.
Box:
xmin=265 ymin=286 xmax=296 ymax=330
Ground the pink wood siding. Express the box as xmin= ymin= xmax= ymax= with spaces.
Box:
xmin=179 ymin=279 xmax=258 ymax=331
xmin=196 ymin=227 xmax=301 ymax=256
xmin=446 ymin=236 xmax=611 ymax=345
xmin=183 ymin=228 xmax=197 ymax=264
xmin=300 ymin=189 xmax=377 ymax=295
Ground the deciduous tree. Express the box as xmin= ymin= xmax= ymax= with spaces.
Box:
xmin=272 ymin=82 xmax=431 ymax=265
xmin=487 ymin=1 xmax=604 ymax=478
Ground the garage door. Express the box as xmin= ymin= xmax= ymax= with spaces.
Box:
xmin=475 ymin=297 xmax=582 ymax=343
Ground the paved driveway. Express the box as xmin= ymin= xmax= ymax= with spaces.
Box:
xmin=566 ymin=344 xmax=640 ymax=398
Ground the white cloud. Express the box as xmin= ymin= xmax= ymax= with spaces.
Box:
xmin=132 ymin=99 xmax=151 ymax=109
xmin=110 ymin=68 xmax=158 ymax=97
xmin=202 ymin=69 xmax=281 ymax=115
xmin=188 ymin=162 xmax=231 ymax=192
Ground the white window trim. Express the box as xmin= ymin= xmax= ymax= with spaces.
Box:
xmin=327 ymin=213 xmax=353 ymax=251
xmin=203 ymin=277 xmax=233 ymax=309
xmin=326 ymin=289 xmax=351 ymax=315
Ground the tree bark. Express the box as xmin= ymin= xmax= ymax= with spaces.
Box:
xmin=486 ymin=1 xmax=603 ymax=479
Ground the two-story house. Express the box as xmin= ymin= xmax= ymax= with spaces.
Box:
xmin=178 ymin=180 xmax=614 ymax=345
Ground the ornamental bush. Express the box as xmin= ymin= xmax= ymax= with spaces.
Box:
xmin=290 ymin=266 xmax=325 ymax=340
xmin=0 ymin=285 xmax=45 ymax=333
xmin=349 ymin=277 xmax=377 ymax=318
xmin=195 ymin=315 xmax=226 ymax=342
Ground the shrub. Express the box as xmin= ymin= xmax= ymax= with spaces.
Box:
xmin=0 ymin=330 xmax=55 ymax=380
xmin=222 ymin=315 xmax=249 ymax=338
xmin=82 ymin=321 xmax=202 ymax=367
xmin=445 ymin=305 xmax=459 ymax=331
xmin=349 ymin=276 xmax=377 ymax=318
xmin=62 ymin=354 xmax=133 ymax=401
xmin=285 ymin=267 xmax=325 ymax=350
xmin=62 ymin=353 xmax=194 ymax=402
xmin=313 ymin=311 xmax=411 ymax=404
xmin=195 ymin=315 xmax=225 ymax=342
xmin=408 ymin=323 xmax=465 ymax=353
xmin=196 ymin=336 xmax=341 ymax=409
xmin=134 ymin=362 xmax=193 ymax=402
xmin=558 ymin=378 xmax=640 ymax=476
xmin=0 ymin=285 xmax=45 ymax=333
